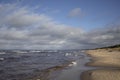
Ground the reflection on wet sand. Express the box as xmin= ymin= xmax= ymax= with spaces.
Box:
xmin=56 ymin=52 xmax=93 ymax=80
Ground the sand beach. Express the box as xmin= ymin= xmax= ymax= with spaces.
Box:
xmin=81 ymin=48 xmax=120 ymax=80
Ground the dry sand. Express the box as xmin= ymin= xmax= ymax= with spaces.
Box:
xmin=81 ymin=69 xmax=120 ymax=80
xmin=81 ymin=48 xmax=120 ymax=80
xmin=86 ymin=49 xmax=120 ymax=67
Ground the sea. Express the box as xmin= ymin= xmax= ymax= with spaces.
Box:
xmin=0 ymin=50 xmax=91 ymax=80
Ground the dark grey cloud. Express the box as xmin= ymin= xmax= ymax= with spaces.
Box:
xmin=83 ymin=25 xmax=120 ymax=48
xmin=0 ymin=3 xmax=119 ymax=50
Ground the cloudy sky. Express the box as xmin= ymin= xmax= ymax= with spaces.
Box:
xmin=0 ymin=0 xmax=120 ymax=50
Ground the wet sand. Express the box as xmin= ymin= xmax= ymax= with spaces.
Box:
xmin=81 ymin=48 xmax=120 ymax=80
xmin=29 ymin=65 xmax=68 ymax=80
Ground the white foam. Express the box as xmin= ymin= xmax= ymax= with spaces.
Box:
xmin=30 ymin=50 xmax=41 ymax=53
xmin=65 ymin=53 xmax=71 ymax=56
xmin=0 ymin=52 xmax=6 ymax=54
xmin=68 ymin=61 xmax=77 ymax=66
xmin=15 ymin=51 xmax=28 ymax=54
xmin=72 ymin=61 xmax=77 ymax=65
xmin=0 ymin=58 xmax=4 ymax=61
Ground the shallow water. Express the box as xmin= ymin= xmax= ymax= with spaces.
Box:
xmin=55 ymin=52 xmax=95 ymax=80
xmin=0 ymin=50 xmax=85 ymax=80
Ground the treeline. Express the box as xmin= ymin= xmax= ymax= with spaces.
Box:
xmin=100 ymin=44 xmax=120 ymax=49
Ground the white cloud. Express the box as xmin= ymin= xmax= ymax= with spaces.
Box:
xmin=0 ymin=3 xmax=84 ymax=49
xmin=69 ymin=8 xmax=81 ymax=17
xmin=0 ymin=3 xmax=119 ymax=50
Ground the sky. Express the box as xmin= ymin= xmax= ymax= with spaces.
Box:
xmin=0 ymin=0 xmax=120 ymax=50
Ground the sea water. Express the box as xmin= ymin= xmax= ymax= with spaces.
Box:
xmin=0 ymin=50 xmax=90 ymax=80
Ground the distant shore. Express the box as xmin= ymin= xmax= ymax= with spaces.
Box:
xmin=81 ymin=48 xmax=120 ymax=80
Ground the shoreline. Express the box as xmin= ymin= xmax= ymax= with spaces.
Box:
xmin=28 ymin=61 xmax=73 ymax=80
xmin=81 ymin=48 xmax=120 ymax=80
xmin=55 ymin=52 xmax=92 ymax=80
